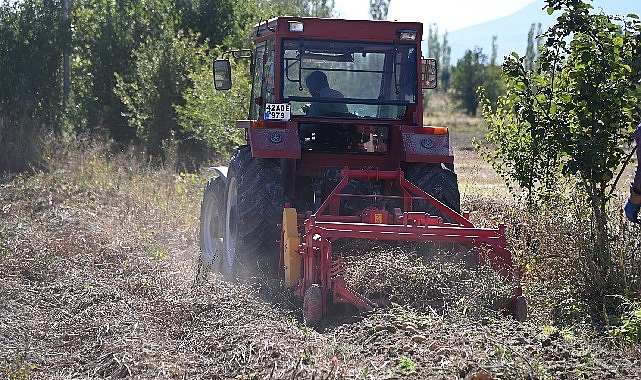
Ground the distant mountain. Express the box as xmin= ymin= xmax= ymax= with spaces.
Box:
xmin=435 ymin=0 xmax=641 ymax=64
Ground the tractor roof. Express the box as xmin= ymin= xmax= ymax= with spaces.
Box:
xmin=252 ymin=16 xmax=423 ymax=44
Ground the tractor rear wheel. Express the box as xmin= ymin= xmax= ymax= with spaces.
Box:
xmin=198 ymin=176 xmax=229 ymax=279
xmin=403 ymin=162 xmax=461 ymax=222
xmin=225 ymin=146 xmax=283 ymax=279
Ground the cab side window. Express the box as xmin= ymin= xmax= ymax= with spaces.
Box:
xmin=249 ymin=40 xmax=275 ymax=120
xmin=250 ymin=43 xmax=266 ymax=120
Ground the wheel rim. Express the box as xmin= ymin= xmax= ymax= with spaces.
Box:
xmin=198 ymin=180 xmax=226 ymax=277
xmin=200 ymin=197 xmax=217 ymax=265
xmin=225 ymin=176 xmax=238 ymax=269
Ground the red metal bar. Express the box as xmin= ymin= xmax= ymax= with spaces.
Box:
xmin=294 ymin=167 xmax=522 ymax=321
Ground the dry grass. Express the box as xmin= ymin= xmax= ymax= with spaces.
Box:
xmin=335 ymin=239 xmax=513 ymax=321
xmin=2 ymin=130 xmax=641 ymax=378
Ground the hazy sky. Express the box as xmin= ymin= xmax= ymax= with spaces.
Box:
xmin=333 ymin=0 xmax=538 ymax=32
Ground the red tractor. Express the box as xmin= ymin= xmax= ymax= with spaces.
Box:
xmin=199 ymin=17 xmax=526 ymax=325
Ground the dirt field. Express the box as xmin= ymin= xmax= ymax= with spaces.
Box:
xmin=2 ymin=112 xmax=641 ymax=378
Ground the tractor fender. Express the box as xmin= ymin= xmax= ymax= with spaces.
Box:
xmin=206 ymin=166 xmax=229 ymax=184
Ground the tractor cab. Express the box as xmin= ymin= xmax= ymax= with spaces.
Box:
xmin=214 ymin=17 xmax=440 ymax=160
xmin=216 ymin=18 xmax=436 ymax=120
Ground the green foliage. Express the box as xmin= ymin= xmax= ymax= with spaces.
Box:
xmin=524 ymin=23 xmax=543 ymax=71
xmin=69 ymin=0 xmax=181 ymax=141
xmin=0 ymin=0 xmax=65 ymax=172
xmin=440 ymin=33 xmax=452 ymax=91
xmin=303 ymin=0 xmax=335 ymax=17
xmin=450 ymin=48 xmax=488 ymax=115
xmin=175 ymin=51 xmax=249 ymax=158
xmin=257 ymin=0 xmax=335 ymax=18
xmin=176 ymin=0 xmax=257 ymax=49
xmin=613 ymin=309 xmax=641 ymax=343
xmin=1 ymin=0 xmax=348 ymax=171
xmin=478 ymin=2 xmax=641 ymax=207
xmin=426 ymin=24 xmax=452 ymax=92
xmin=2 ymin=361 xmax=35 ymax=380
xmin=115 ymin=31 xmax=203 ymax=159
xmin=610 ymin=296 xmax=641 ymax=344
xmin=397 ymin=356 xmax=416 ymax=375
xmin=0 ymin=0 xmax=64 ymax=122
xmin=69 ymin=0 xmax=255 ymax=147
xmin=450 ymin=41 xmax=505 ymax=116
xmin=475 ymin=0 xmax=641 ymax=306
xmin=482 ymin=66 xmax=506 ymax=111
xmin=475 ymin=65 xmax=564 ymax=200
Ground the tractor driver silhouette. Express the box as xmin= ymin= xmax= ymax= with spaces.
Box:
xmin=304 ymin=70 xmax=349 ymax=117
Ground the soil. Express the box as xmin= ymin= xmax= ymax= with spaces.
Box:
xmin=1 ymin=149 xmax=641 ymax=379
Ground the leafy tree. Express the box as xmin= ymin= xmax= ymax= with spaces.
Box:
xmin=305 ymin=0 xmax=335 ymax=17
xmin=70 ymin=0 xmax=254 ymax=151
xmin=256 ymin=0 xmax=305 ymax=17
xmin=524 ymin=23 xmax=542 ymax=71
xmin=0 ymin=0 xmax=63 ymax=122
xmin=440 ymin=32 xmax=452 ymax=91
xmin=176 ymin=0 xmax=258 ymax=49
xmin=483 ymin=37 xmax=506 ymax=108
xmin=450 ymin=48 xmax=487 ymax=115
xmin=69 ymin=0 xmax=180 ymax=141
xmin=115 ymin=31 xmax=202 ymax=160
xmin=475 ymin=0 xmax=641 ymax=295
xmin=489 ymin=36 xmax=498 ymax=66
xmin=263 ymin=0 xmax=336 ymax=18
xmin=427 ymin=24 xmax=441 ymax=67
xmin=0 ymin=0 xmax=65 ymax=172
xmin=369 ymin=0 xmax=390 ymax=20
xmin=427 ymin=24 xmax=452 ymax=92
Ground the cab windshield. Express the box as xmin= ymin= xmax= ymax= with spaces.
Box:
xmin=282 ymin=39 xmax=418 ymax=119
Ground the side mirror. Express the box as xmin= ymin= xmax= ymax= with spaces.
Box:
xmin=421 ymin=58 xmax=437 ymax=89
xmin=213 ymin=59 xmax=232 ymax=90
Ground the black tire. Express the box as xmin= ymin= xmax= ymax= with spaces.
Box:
xmin=226 ymin=146 xmax=283 ymax=278
xmin=198 ymin=176 xmax=228 ymax=280
xmin=403 ymin=162 xmax=461 ymax=223
xmin=303 ymin=284 xmax=323 ymax=327
xmin=509 ymin=295 xmax=528 ymax=322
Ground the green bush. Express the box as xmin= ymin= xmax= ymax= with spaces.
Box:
xmin=175 ymin=50 xmax=250 ymax=160
xmin=474 ymin=1 xmax=641 ymax=317
xmin=115 ymin=31 xmax=203 ymax=160
xmin=610 ymin=296 xmax=641 ymax=344
xmin=0 ymin=0 xmax=65 ymax=173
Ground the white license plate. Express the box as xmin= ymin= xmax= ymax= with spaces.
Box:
xmin=265 ymin=103 xmax=291 ymax=121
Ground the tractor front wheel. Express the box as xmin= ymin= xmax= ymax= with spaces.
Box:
xmin=198 ymin=176 xmax=229 ymax=280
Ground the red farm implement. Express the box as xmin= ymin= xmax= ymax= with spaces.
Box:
xmin=281 ymin=167 xmax=525 ymax=325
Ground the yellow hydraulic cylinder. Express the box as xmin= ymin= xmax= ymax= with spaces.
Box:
xmin=283 ymin=208 xmax=301 ymax=287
